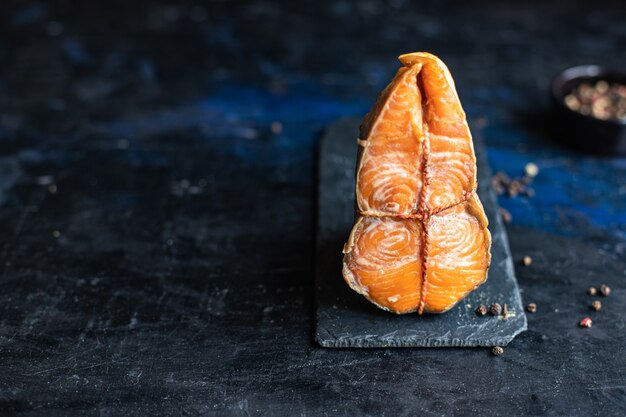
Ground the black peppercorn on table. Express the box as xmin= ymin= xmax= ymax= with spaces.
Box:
xmin=0 ymin=1 xmax=625 ymax=416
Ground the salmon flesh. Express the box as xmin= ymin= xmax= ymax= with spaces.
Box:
xmin=342 ymin=52 xmax=492 ymax=314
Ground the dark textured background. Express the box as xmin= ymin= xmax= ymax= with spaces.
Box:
xmin=0 ymin=1 xmax=625 ymax=416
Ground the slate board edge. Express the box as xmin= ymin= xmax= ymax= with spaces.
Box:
xmin=472 ymin=122 xmax=529 ymax=347
xmin=314 ymin=118 xmax=527 ymax=348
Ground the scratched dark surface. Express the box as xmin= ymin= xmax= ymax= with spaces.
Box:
xmin=0 ymin=1 xmax=625 ymax=416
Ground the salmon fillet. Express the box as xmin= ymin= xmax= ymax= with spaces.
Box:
xmin=343 ymin=52 xmax=491 ymax=314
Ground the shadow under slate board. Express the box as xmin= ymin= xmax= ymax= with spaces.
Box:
xmin=315 ymin=118 xmax=527 ymax=348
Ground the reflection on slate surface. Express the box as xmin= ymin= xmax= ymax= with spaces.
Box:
xmin=316 ymin=118 xmax=527 ymax=347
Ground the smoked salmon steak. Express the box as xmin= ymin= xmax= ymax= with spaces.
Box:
xmin=342 ymin=52 xmax=492 ymax=314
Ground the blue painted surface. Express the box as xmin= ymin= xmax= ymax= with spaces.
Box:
xmin=78 ymin=69 xmax=625 ymax=247
xmin=96 ymin=80 xmax=626 ymax=241
xmin=473 ymin=89 xmax=626 ymax=241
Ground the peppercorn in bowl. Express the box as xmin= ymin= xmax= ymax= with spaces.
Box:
xmin=551 ymin=65 xmax=626 ymax=155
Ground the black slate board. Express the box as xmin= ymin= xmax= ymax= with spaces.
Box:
xmin=315 ymin=118 xmax=527 ymax=348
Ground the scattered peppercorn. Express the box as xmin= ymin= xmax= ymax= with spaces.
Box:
xmin=489 ymin=303 xmax=502 ymax=316
xmin=600 ymin=284 xmax=611 ymax=297
xmin=564 ymin=80 xmax=626 ymax=121
xmin=491 ymin=171 xmax=509 ymax=195
xmin=522 ymin=256 xmax=533 ymax=266
xmin=526 ymin=303 xmax=537 ymax=313
xmin=587 ymin=287 xmax=597 ymax=296
xmin=270 ymin=121 xmax=283 ymax=134
xmin=475 ymin=117 xmax=489 ymax=129
xmin=475 ymin=304 xmax=488 ymax=316
xmin=590 ymin=300 xmax=602 ymax=311
xmin=502 ymin=304 xmax=509 ymax=321
xmin=525 ymin=162 xmax=539 ymax=178
xmin=492 ymin=171 xmax=536 ymax=198
xmin=500 ymin=208 xmax=512 ymax=224
xmin=521 ymin=175 xmax=533 ymax=185
xmin=507 ymin=181 xmax=521 ymax=197
xmin=492 ymin=346 xmax=504 ymax=356
xmin=579 ymin=317 xmax=593 ymax=328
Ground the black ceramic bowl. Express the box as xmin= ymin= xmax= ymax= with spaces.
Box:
xmin=551 ymin=65 xmax=626 ymax=155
